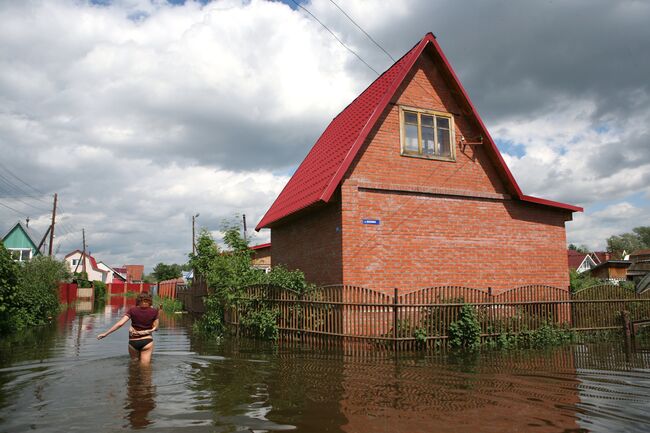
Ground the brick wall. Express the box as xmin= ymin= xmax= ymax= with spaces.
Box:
xmin=271 ymin=196 xmax=343 ymax=286
xmin=340 ymin=53 xmax=571 ymax=293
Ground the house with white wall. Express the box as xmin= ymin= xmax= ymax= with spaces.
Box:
xmin=64 ymin=250 xmax=109 ymax=282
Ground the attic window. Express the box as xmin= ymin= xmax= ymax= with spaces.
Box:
xmin=9 ymin=248 xmax=32 ymax=262
xmin=400 ymin=106 xmax=455 ymax=160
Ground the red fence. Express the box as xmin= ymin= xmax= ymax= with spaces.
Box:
xmin=108 ymin=282 xmax=154 ymax=295
xmin=58 ymin=282 xmax=78 ymax=304
xmin=158 ymin=278 xmax=185 ymax=298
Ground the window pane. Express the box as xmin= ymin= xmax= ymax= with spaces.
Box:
xmin=438 ymin=128 xmax=451 ymax=157
xmin=437 ymin=117 xmax=450 ymax=129
xmin=421 ymin=115 xmax=433 ymax=127
xmin=405 ymin=124 xmax=419 ymax=152
xmin=21 ymin=250 xmax=30 ymax=261
xmin=404 ymin=111 xmax=418 ymax=124
xmin=422 ymin=126 xmax=435 ymax=154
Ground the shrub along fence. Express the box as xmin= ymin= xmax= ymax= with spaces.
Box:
xmin=222 ymin=284 xmax=650 ymax=350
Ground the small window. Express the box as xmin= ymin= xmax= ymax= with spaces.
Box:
xmin=400 ymin=106 xmax=455 ymax=160
xmin=72 ymin=259 xmax=79 ymax=266
xmin=9 ymin=248 xmax=32 ymax=262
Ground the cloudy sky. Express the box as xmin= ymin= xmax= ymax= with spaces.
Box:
xmin=1 ymin=0 xmax=649 ymax=272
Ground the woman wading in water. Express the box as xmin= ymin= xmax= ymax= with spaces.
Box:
xmin=97 ymin=292 xmax=159 ymax=364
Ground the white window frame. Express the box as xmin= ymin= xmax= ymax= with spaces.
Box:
xmin=399 ymin=105 xmax=456 ymax=161
xmin=8 ymin=248 xmax=33 ymax=262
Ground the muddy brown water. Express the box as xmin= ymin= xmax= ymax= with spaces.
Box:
xmin=1 ymin=298 xmax=650 ymax=432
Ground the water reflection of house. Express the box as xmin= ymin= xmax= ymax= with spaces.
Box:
xmin=256 ymin=33 xmax=581 ymax=294
xmin=339 ymin=350 xmax=581 ymax=433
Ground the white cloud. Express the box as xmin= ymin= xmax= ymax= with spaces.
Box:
xmin=0 ymin=0 xmax=649 ymax=270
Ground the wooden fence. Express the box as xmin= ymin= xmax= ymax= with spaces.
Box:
xmin=222 ymin=284 xmax=650 ymax=350
xmin=177 ymin=274 xmax=207 ymax=314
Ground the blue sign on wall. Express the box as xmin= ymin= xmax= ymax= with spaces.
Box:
xmin=362 ymin=219 xmax=380 ymax=225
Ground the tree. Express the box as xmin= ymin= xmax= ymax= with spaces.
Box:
xmin=14 ymin=256 xmax=70 ymax=329
xmin=152 ymin=263 xmax=183 ymax=282
xmin=568 ymin=244 xmax=589 ymax=253
xmin=189 ymin=222 xmax=311 ymax=337
xmin=606 ymin=226 xmax=650 ymax=258
xmin=0 ymin=242 xmax=19 ymax=334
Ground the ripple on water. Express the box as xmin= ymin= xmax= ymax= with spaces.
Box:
xmin=3 ymin=306 xmax=650 ymax=432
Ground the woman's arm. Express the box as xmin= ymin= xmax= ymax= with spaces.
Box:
xmin=128 ymin=319 xmax=159 ymax=337
xmin=151 ymin=318 xmax=159 ymax=332
xmin=97 ymin=315 xmax=130 ymax=340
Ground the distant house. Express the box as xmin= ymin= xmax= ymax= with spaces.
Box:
xmin=97 ymin=261 xmax=127 ymax=284
xmin=568 ymin=250 xmax=597 ymax=273
xmin=627 ymin=250 xmax=650 ymax=284
xmin=1 ymin=221 xmax=43 ymax=262
xmin=251 ymin=243 xmax=271 ymax=272
xmin=256 ymin=33 xmax=581 ymax=293
xmin=567 ymin=250 xmax=612 ymax=274
xmin=124 ymin=264 xmax=144 ymax=283
xmin=113 ymin=266 xmax=128 ymax=281
xmin=588 ymin=260 xmax=631 ymax=283
xmin=64 ymin=250 xmax=109 ymax=283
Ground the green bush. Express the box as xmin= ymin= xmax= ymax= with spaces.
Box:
xmin=413 ymin=327 xmax=427 ymax=348
xmin=93 ymin=280 xmax=106 ymax=300
xmin=154 ymin=295 xmax=182 ymax=314
xmin=240 ymin=305 xmax=279 ymax=341
xmin=448 ymin=304 xmax=482 ymax=350
xmin=0 ymin=242 xmax=20 ymax=334
xmin=0 ymin=254 xmax=70 ymax=333
xmin=569 ymin=269 xmax=602 ymax=293
xmin=189 ymin=223 xmax=308 ymax=340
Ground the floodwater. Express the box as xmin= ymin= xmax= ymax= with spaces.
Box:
xmin=2 ymin=298 xmax=650 ymax=432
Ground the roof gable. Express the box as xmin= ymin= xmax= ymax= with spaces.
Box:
xmin=2 ymin=221 xmax=41 ymax=251
xmin=257 ymin=33 xmax=581 ymax=230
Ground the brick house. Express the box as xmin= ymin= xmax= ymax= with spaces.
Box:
xmin=256 ymin=33 xmax=581 ymax=294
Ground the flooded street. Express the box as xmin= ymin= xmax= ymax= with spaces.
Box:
xmin=2 ymin=298 xmax=650 ymax=432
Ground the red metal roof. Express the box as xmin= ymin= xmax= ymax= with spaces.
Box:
xmin=567 ymin=250 xmax=588 ymax=270
xmin=256 ymin=33 xmax=582 ymax=230
xmin=251 ymin=243 xmax=271 ymax=250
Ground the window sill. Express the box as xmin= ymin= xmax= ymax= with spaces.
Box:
xmin=400 ymin=151 xmax=456 ymax=162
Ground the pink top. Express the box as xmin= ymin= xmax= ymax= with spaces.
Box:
xmin=126 ymin=306 xmax=159 ymax=331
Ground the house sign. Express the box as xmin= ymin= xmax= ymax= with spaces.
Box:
xmin=362 ymin=219 xmax=380 ymax=225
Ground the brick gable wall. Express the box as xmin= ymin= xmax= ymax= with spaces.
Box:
xmin=270 ymin=50 xmax=572 ymax=294
xmin=339 ymin=54 xmax=570 ymax=294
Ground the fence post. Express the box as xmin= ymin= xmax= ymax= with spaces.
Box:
xmin=393 ymin=288 xmax=399 ymax=350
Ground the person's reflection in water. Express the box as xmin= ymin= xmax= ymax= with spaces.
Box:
xmin=124 ymin=361 xmax=156 ymax=429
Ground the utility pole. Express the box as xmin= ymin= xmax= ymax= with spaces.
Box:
xmin=81 ymin=228 xmax=86 ymax=275
xmin=242 ymin=214 xmax=247 ymax=242
xmin=48 ymin=193 xmax=57 ymax=256
xmin=192 ymin=213 xmax=200 ymax=255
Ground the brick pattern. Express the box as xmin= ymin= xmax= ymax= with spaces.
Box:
xmin=271 ymin=197 xmax=343 ymax=286
xmin=272 ymin=49 xmax=572 ymax=294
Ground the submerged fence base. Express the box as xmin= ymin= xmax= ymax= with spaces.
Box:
xmin=223 ymin=284 xmax=650 ymax=352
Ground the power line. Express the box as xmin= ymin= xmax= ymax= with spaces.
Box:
xmin=327 ymin=0 xmax=395 ymax=62
xmin=287 ymin=0 xmax=380 ymax=75
xmin=0 ymin=161 xmax=49 ymax=201
xmin=0 ymin=201 xmax=27 ymax=216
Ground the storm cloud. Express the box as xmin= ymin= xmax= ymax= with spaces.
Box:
xmin=1 ymin=0 xmax=648 ymax=270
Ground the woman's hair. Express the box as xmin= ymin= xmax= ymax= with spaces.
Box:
xmin=136 ymin=291 xmax=153 ymax=306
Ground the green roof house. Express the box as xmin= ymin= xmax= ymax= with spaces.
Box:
xmin=1 ymin=221 xmax=43 ymax=262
